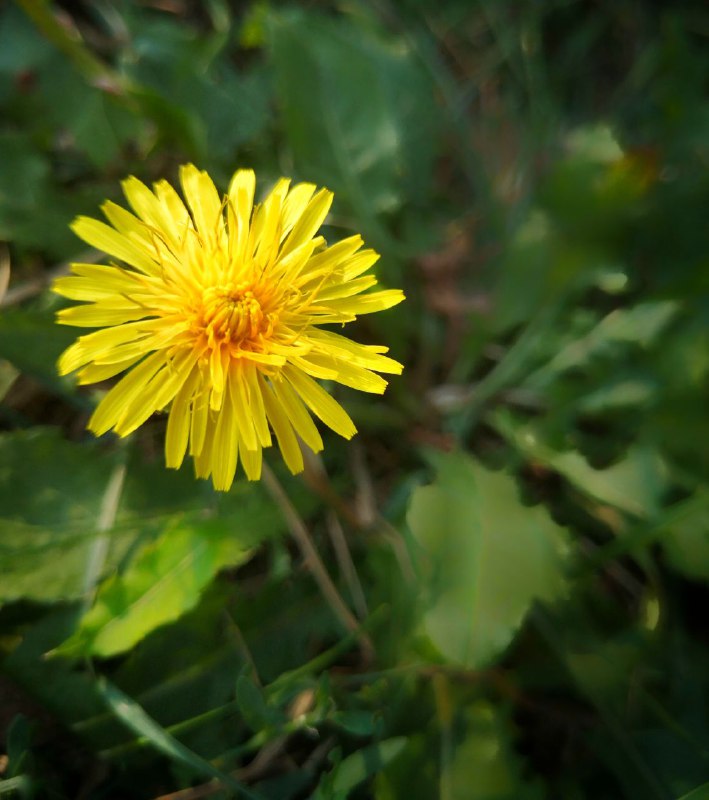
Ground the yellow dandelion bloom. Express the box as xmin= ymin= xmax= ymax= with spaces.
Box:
xmin=54 ymin=165 xmax=404 ymax=491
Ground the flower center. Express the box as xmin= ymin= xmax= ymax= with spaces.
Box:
xmin=200 ymin=283 xmax=269 ymax=346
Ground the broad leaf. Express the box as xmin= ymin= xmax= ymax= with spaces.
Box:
xmin=269 ymin=9 xmax=438 ymax=234
xmin=0 ymin=429 xmax=132 ymax=604
xmin=661 ymin=489 xmax=709 ymax=581
xmin=496 ymin=416 xmax=669 ymax=518
xmin=55 ymin=519 xmax=255 ymax=658
xmin=447 ymin=702 xmax=544 ymax=799
xmin=408 ymin=451 xmax=568 ymax=668
xmin=313 ymin=738 xmax=407 ymax=800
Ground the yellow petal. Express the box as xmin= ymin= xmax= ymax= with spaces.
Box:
xmin=341 ymin=249 xmax=380 ymax=281
xmin=189 ymin=385 xmax=210 ymax=458
xmin=283 ymin=365 xmax=356 ymax=440
xmin=122 ymin=176 xmax=183 ymax=249
xmin=316 ymin=275 xmax=378 ymax=302
xmin=57 ymin=303 xmax=150 ymax=328
xmin=210 ymin=374 xmax=240 ymax=491
xmin=88 ymin=351 xmax=166 ymax=436
xmin=114 ymin=349 xmax=198 ymax=436
xmin=243 ymin=363 xmax=271 ymax=447
xmin=229 ymin=367 xmax=258 ymax=452
xmin=180 ymin=164 xmax=225 ymax=247
xmin=193 ymin=410 xmax=217 ymax=480
xmin=280 ymin=188 xmax=333 ymax=258
xmin=271 ymin=377 xmax=323 ymax=453
xmin=323 ymin=289 xmax=405 ymax=316
xmin=281 ymin=182 xmax=316 ymax=238
xmin=307 ymin=329 xmax=403 ymax=373
xmin=227 ymin=168 xmax=256 ymax=262
xmin=70 ymin=217 xmax=160 ymax=275
xmin=153 ymin=178 xmax=193 ymax=245
xmin=76 ymin=356 xmax=144 ymax=384
xmin=261 ymin=376 xmax=304 ymax=473
xmin=240 ymin=443 xmax=262 ymax=481
xmin=255 ymin=178 xmax=290 ymax=262
xmin=165 ymin=365 xmax=201 ymax=468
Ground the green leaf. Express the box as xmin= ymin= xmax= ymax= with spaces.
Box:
xmin=678 ymin=784 xmax=709 ymax=800
xmin=0 ymin=429 xmax=132 ymax=604
xmin=269 ymin=9 xmax=438 ymax=234
xmin=56 ymin=518 xmax=256 ymax=658
xmin=5 ymin=715 xmax=33 ymax=778
xmin=407 ymin=451 xmax=568 ymax=668
xmin=525 ymin=301 xmax=679 ymax=392
xmin=0 ymin=775 xmax=33 ymax=798
xmin=446 ymin=702 xmax=544 ymax=800
xmin=496 ymin=416 xmax=669 ymax=518
xmin=661 ymin=489 xmax=709 ymax=581
xmin=95 ymin=677 xmax=256 ymax=797
xmin=0 ymin=307 xmax=79 ymax=393
xmin=314 ymin=738 xmax=407 ymax=799
xmin=236 ymin=674 xmax=272 ymax=732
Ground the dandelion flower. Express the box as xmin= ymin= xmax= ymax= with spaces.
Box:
xmin=54 ymin=165 xmax=404 ymax=490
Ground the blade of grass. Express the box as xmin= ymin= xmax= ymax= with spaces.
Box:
xmin=96 ymin=677 xmax=261 ymax=799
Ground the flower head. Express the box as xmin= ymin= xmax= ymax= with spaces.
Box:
xmin=54 ymin=165 xmax=404 ymax=490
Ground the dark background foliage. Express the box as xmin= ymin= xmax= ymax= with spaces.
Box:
xmin=1 ymin=1 xmax=708 ymax=798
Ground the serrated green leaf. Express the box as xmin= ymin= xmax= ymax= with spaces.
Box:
xmin=525 ymin=301 xmax=679 ymax=391
xmin=56 ymin=519 xmax=256 ymax=658
xmin=496 ymin=416 xmax=669 ymax=518
xmin=407 ymin=451 xmax=568 ymax=668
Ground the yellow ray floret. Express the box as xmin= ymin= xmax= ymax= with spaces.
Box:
xmin=54 ymin=165 xmax=405 ymax=491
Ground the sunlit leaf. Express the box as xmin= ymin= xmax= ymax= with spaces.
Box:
xmin=55 ymin=519 xmax=256 ymax=658
xmin=496 ymin=416 xmax=669 ymax=518
xmin=447 ymin=702 xmax=544 ymax=799
xmin=407 ymin=451 xmax=568 ymax=668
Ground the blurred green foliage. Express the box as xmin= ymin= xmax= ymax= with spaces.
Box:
xmin=1 ymin=0 xmax=709 ymax=798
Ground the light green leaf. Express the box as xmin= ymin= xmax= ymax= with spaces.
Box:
xmin=447 ymin=702 xmax=544 ymax=800
xmin=56 ymin=519 xmax=255 ymax=658
xmin=407 ymin=451 xmax=568 ymax=668
xmin=496 ymin=416 xmax=669 ymax=518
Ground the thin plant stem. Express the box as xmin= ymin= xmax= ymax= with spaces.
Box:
xmin=261 ymin=463 xmax=373 ymax=660
xmin=326 ymin=510 xmax=368 ymax=619
xmin=82 ymin=460 xmax=126 ymax=609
